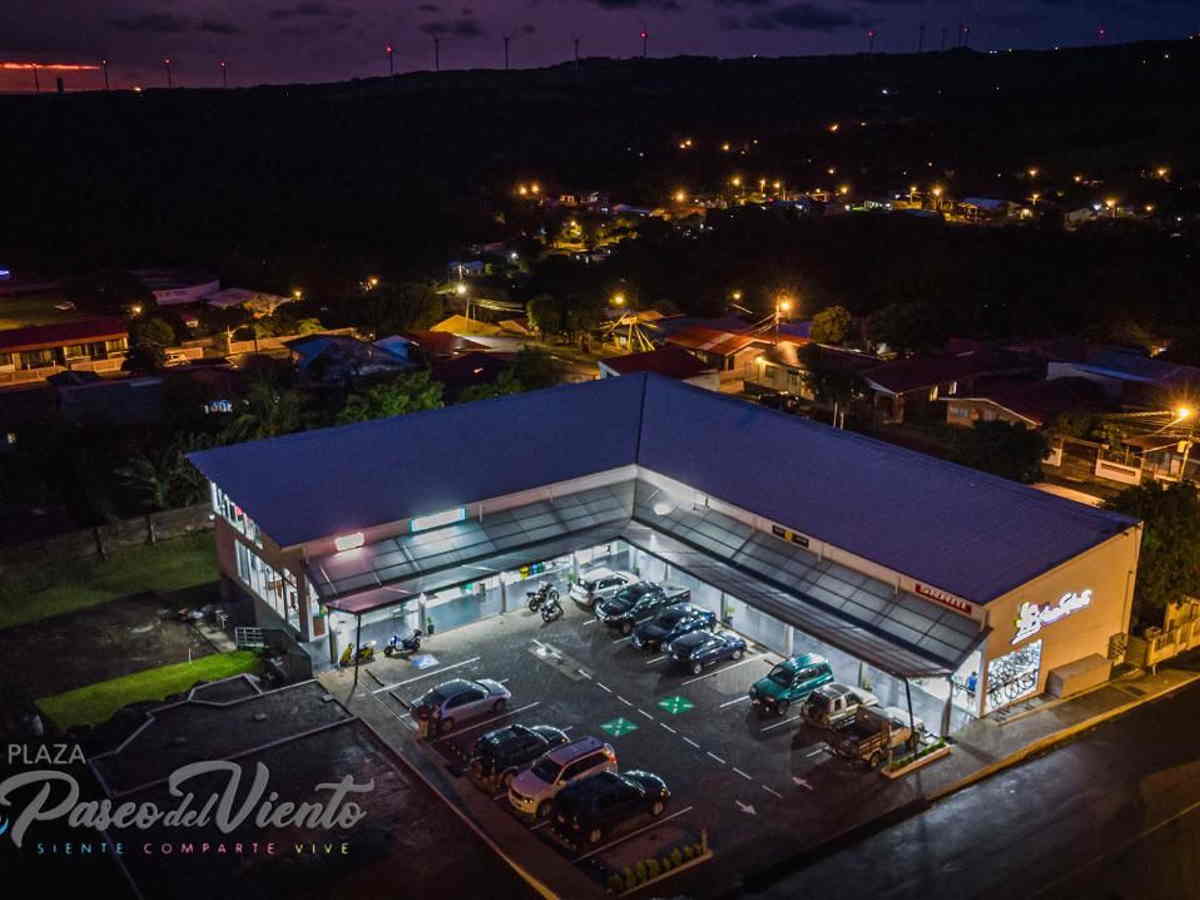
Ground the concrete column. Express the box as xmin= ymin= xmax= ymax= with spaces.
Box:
xmin=784 ymin=625 xmax=794 ymax=656
xmin=500 ymin=578 xmax=508 ymax=614
xmin=940 ymin=677 xmax=955 ymax=737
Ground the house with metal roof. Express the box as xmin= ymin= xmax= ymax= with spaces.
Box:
xmin=189 ymin=373 xmax=1140 ymax=723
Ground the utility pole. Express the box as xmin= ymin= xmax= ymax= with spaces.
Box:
xmin=504 ymin=35 xmax=511 ymax=70
xmin=163 ymin=57 xmax=173 ymax=88
xmin=433 ymin=36 xmax=441 ymax=72
xmin=959 ymin=24 xmax=969 ymax=48
xmin=573 ymin=36 xmax=580 ymax=66
xmin=386 ymin=43 xmax=394 ymax=75
xmin=917 ymin=23 xmax=925 ymax=52
xmin=219 ymin=59 xmax=227 ymax=88
xmin=640 ymin=26 xmax=648 ymax=58
xmin=101 ymin=58 xmax=110 ymax=90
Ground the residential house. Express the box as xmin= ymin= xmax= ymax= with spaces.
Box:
xmin=285 ymin=334 xmax=413 ymax=384
xmin=664 ymin=325 xmax=768 ymax=384
xmin=429 ymin=351 xmax=515 ymax=401
xmin=0 ymin=317 xmax=129 ymax=385
xmin=863 ymin=348 xmax=1036 ymax=424
xmin=751 ymin=342 xmax=881 ymax=400
xmin=945 ymin=377 xmax=1108 ymax=430
xmin=380 ymin=331 xmax=489 ymax=364
xmin=599 ymin=346 xmax=719 ymax=390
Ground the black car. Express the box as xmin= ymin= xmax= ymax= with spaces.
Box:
xmin=667 ymin=630 xmax=748 ymax=675
xmin=632 ymin=603 xmax=718 ymax=651
xmin=471 ymin=724 xmax=569 ymax=787
xmin=553 ymin=770 xmax=670 ymax=845
xmin=595 ymin=583 xmax=691 ymax=635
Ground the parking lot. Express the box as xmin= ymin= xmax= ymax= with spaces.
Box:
xmin=327 ymin=584 xmax=930 ymax=897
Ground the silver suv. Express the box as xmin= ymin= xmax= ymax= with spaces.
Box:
xmin=413 ymin=678 xmax=511 ymax=736
xmin=569 ymin=567 xmax=637 ymax=608
xmin=508 ymin=736 xmax=617 ymax=819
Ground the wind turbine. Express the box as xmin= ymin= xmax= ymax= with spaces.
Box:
xmin=219 ymin=59 xmax=227 ymax=88
xmin=640 ymin=23 xmax=648 ymax=58
xmin=386 ymin=42 xmax=394 ymax=75
xmin=162 ymin=56 xmax=174 ymax=88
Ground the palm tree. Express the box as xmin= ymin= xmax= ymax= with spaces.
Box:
xmin=223 ymin=379 xmax=306 ymax=442
xmin=116 ymin=434 xmax=213 ymax=512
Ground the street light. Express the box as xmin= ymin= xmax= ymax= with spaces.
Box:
xmin=611 ymin=292 xmax=626 ymax=306
xmin=292 ymin=288 xmax=303 ymax=301
xmin=730 ymin=290 xmax=743 ymax=302
xmin=455 ymin=282 xmax=467 ymax=296
xmin=673 ymin=190 xmax=687 ymax=203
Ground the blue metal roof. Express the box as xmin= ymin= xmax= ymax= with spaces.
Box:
xmin=189 ymin=372 xmax=1137 ymax=604
xmin=187 ymin=374 xmax=646 ymax=549
xmin=637 ymin=376 xmax=1136 ymax=604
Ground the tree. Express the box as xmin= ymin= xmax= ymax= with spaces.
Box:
xmin=508 ymin=345 xmax=565 ymax=391
xmin=798 ymin=344 xmax=867 ymax=412
xmin=950 ymin=420 xmax=1049 ymax=483
xmin=457 ymin=367 xmax=523 ymax=403
xmin=116 ymin=434 xmax=212 ymax=512
xmin=124 ymin=316 xmax=176 ymax=372
xmin=223 ymin=378 xmax=308 ymax=441
xmin=865 ymin=301 xmax=950 ymax=356
xmin=809 ymin=305 xmax=853 ymax=345
xmin=1104 ymin=482 xmax=1200 ymax=627
xmin=335 ymin=370 xmax=444 ymax=424
xmin=525 ymin=295 xmax=557 ymax=336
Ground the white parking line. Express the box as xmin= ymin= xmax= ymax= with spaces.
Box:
xmin=733 ymin=768 xmax=753 ymax=780
xmin=706 ymin=751 xmax=727 ymax=765
xmin=611 ymin=636 xmax=633 ymax=645
xmin=637 ymin=709 xmax=654 ymax=720
xmin=499 ymin=678 xmax=511 ymax=684
xmin=370 ymin=656 xmax=482 ymax=694
xmin=804 ymin=748 xmax=825 ymax=758
xmin=762 ymin=785 xmax=783 ymax=799
xmin=492 ymin=792 xmax=507 ymax=800
xmin=582 ymin=619 xmax=597 ymax=626
xmin=719 ymin=695 xmax=752 ymax=709
xmin=682 ymin=736 xmax=699 ymax=748
xmin=596 ymin=683 xmax=613 ymax=693
xmin=617 ymin=696 xmax=633 ymax=707
xmin=431 ymin=701 xmax=540 ymax=743
xmin=530 ymin=821 xmax=551 ymax=832
xmin=760 ymin=714 xmax=802 ymax=733
xmin=659 ymin=723 xmax=677 ymax=734
xmin=645 ymin=655 xmax=667 ymax=665
xmin=572 ymin=806 xmax=694 ymax=862
xmin=681 ymin=654 xmax=764 ymax=686
xmin=577 ymin=669 xmax=592 ymax=679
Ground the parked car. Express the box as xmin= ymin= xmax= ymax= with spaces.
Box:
xmin=667 ymin=630 xmax=748 ymax=675
xmin=553 ymin=770 xmax=670 ymax=845
xmin=569 ymin=567 xmax=638 ymax=608
xmin=470 ymin=724 xmax=569 ymax=787
xmin=412 ymin=678 xmax=512 ymax=735
xmin=802 ymin=683 xmax=879 ymax=729
xmin=508 ymin=736 xmax=618 ymax=819
xmin=632 ymin=603 xmax=717 ymax=651
xmin=748 ymin=654 xmax=834 ymax=717
xmin=830 ymin=705 xmax=925 ymax=769
xmin=595 ymin=582 xmax=691 ymax=635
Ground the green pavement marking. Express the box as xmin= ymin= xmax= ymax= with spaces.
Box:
xmin=657 ymin=695 xmax=695 ymax=715
xmin=599 ymin=717 xmax=639 ymax=737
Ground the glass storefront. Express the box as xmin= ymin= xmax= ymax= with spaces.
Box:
xmin=984 ymin=639 xmax=1043 ymax=713
xmin=235 ymin=540 xmax=300 ymax=631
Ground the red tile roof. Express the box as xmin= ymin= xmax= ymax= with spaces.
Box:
xmin=863 ymin=349 xmax=1030 ymax=394
xmin=600 ymin=346 xmax=713 ymax=380
xmin=402 ymin=330 xmax=489 ymax=357
xmin=954 ymin=377 xmax=1108 ymax=427
xmin=0 ymin=317 xmax=128 ymax=354
xmin=665 ymin=325 xmax=764 ymax=357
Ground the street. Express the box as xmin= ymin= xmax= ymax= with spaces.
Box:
xmin=753 ymin=666 xmax=1200 ymax=900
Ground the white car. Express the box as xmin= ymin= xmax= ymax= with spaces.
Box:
xmin=568 ymin=567 xmax=637 ymax=608
xmin=508 ymin=736 xmax=617 ymax=819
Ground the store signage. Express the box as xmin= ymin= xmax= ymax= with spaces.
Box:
xmin=410 ymin=507 xmax=466 ymax=532
xmin=914 ymin=583 xmax=973 ymax=616
xmin=1013 ymin=589 xmax=1092 ymax=644
xmin=771 ymin=524 xmax=810 ymax=549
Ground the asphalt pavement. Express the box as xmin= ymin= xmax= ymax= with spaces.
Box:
xmin=747 ymin=674 xmax=1200 ymax=900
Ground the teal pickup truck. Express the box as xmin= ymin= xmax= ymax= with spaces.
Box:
xmin=748 ymin=653 xmax=835 ymax=717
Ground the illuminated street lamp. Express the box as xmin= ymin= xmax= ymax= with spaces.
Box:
xmin=292 ymin=288 xmax=303 ymax=301
xmin=774 ymin=296 xmax=792 ymax=343
xmin=611 ymin=292 xmax=626 ymax=306
xmin=730 ymin=176 xmax=742 ymax=188
xmin=673 ymin=189 xmax=687 ymax=203
xmin=455 ymin=282 xmax=467 ymax=296
xmin=1027 ymin=167 xmax=1039 ymax=178
xmin=1104 ymin=197 xmax=1117 ymax=217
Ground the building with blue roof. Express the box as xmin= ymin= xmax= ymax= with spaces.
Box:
xmin=189 ymin=373 xmax=1140 ymax=723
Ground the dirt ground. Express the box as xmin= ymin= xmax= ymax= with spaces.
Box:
xmin=0 ymin=582 xmax=221 ymax=731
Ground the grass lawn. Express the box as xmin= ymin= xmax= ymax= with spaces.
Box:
xmin=0 ymin=293 xmax=80 ymax=330
xmin=0 ymin=531 xmax=218 ymax=630
xmin=36 ymin=650 xmax=261 ymax=730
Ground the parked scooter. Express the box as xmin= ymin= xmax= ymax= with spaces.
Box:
xmin=384 ymin=629 xmax=424 ymax=658
xmin=339 ymin=641 xmax=376 ymax=668
xmin=527 ymin=583 xmax=559 ymax=612
xmin=540 ymin=595 xmax=564 ymax=623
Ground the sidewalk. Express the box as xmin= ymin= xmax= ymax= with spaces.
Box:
xmin=905 ymin=657 xmax=1200 ymax=803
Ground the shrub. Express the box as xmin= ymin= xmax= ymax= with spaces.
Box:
xmin=634 ymin=860 xmax=648 ymax=884
xmin=670 ymin=847 xmax=683 ymax=868
xmin=646 ymin=858 xmax=660 ymax=880
xmin=607 ymin=874 xmax=623 ymax=893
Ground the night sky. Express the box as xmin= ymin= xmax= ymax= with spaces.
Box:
xmin=2 ymin=0 xmax=1195 ymax=91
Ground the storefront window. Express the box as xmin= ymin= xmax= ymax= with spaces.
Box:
xmin=984 ymin=639 xmax=1043 ymax=713
xmin=235 ymin=541 xmax=299 ymax=631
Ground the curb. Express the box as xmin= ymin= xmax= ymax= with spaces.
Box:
xmin=927 ymin=670 xmax=1200 ymax=803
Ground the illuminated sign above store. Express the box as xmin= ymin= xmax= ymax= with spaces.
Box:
xmin=334 ymin=532 xmax=364 ymax=552
xmin=410 ymin=507 xmax=466 ymax=532
xmin=915 ymin=582 xmax=973 ymax=616
xmin=1013 ymin=589 xmax=1092 ymax=644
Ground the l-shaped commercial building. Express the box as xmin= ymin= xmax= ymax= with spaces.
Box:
xmin=188 ymin=373 xmax=1141 ymax=729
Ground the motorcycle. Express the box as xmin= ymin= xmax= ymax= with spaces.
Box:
xmin=540 ymin=595 xmax=564 ymax=623
xmin=384 ymin=629 xmax=424 ymax=658
xmin=339 ymin=641 xmax=376 ymax=668
xmin=527 ymin=583 xmax=559 ymax=612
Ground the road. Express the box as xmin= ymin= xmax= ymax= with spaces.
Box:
xmin=751 ymin=674 xmax=1200 ymax=900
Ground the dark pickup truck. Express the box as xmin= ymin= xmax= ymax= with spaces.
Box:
xmin=594 ymin=583 xmax=691 ymax=635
